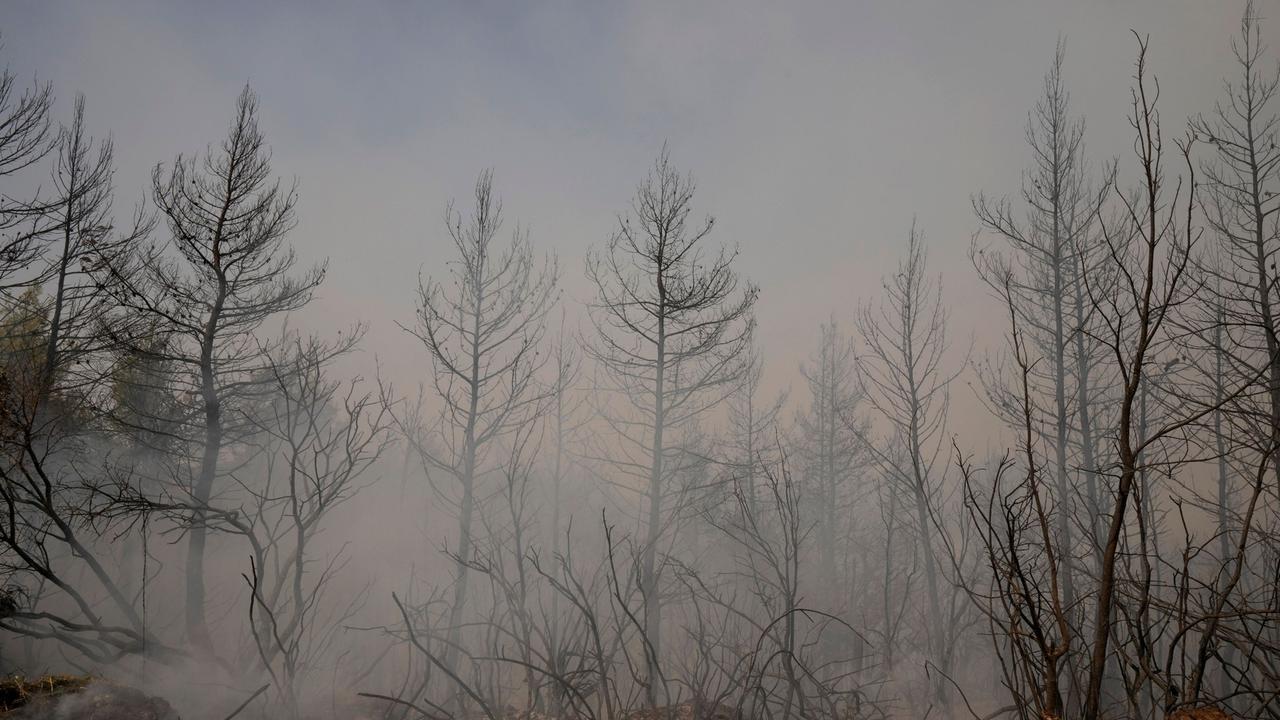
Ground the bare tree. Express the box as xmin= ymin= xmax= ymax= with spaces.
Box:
xmin=794 ymin=318 xmax=862 ymax=621
xmin=1192 ymin=0 xmax=1280 ymax=495
xmin=548 ymin=310 xmax=587 ymax=568
xmin=585 ymin=147 xmax=757 ymax=709
xmin=855 ymin=222 xmax=961 ymax=711
xmin=40 ymin=96 xmax=151 ymax=397
xmin=973 ymin=41 xmax=1114 ymax=608
xmin=395 ymin=169 xmax=557 ymax=689
xmin=725 ymin=324 xmax=786 ymax=519
xmin=1187 ymin=5 xmax=1280 ymax=696
xmin=238 ymin=334 xmax=392 ymax=719
xmin=544 ymin=311 xmax=589 ymax=717
xmin=107 ymin=85 xmax=326 ymax=655
xmin=0 ymin=41 xmax=54 ymax=290
xmin=1079 ymin=35 xmax=1214 ymax=720
xmin=954 ymin=267 xmax=1076 ymax=720
xmin=0 ymin=92 xmax=166 ymax=666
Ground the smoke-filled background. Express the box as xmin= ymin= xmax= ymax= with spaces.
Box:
xmin=0 ymin=1 xmax=1275 ymax=719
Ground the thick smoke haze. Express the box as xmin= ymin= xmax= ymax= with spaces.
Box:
xmin=0 ymin=2 xmax=1276 ymax=720
xmin=4 ymin=1 xmax=1246 ymax=404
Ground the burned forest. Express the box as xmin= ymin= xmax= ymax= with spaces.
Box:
xmin=0 ymin=2 xmax=1277 ymax=719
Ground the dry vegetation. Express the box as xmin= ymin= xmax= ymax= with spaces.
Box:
xmin=0 ymin=3 xmax=1277 ymax=720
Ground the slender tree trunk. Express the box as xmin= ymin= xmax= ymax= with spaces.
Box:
xmin=1050 ymin=188 xmax=1076 ymax=617
xmin=1070 ymin=252 xmax=1101 ymax=560
xmin=642 ymin=309 xmax=667 ymax=709
xmin=444 ymin=281 xmax=485 ymax=683
xmin=187 ymin=279 xmax=225 ymax=655
xmin=1212 ymin=315 xmax=1235 ymax=702
xmin=881 ymin=486 xmax=899 ymax=673
xmin=186 ymin=137 xmax=237 ymax=656
xmin=745 ymin=390 xmax=755 ymax=516
xmin=905 ymin=361 xmax=946 ymax=709
xmin=1245 ymin=116 xmax=1280 ymax=495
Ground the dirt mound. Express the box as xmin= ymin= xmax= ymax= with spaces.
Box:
xmin=0 ymin=675 xmax=180 ymax=720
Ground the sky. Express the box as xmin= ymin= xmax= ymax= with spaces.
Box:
xmin=1 ymin=0 xmax=1265 ymax=436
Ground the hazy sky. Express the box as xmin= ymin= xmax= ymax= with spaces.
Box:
xmin=2 ymin=0 xmax=1262 ymax=431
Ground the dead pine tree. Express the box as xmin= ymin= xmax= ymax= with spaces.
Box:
xmin=972 ymin=39 xmax=1114 ymax=613
xmin=110 ymin=86 xmax=326 ymax=656
xmin=394 ymin=169 xmax=557 ymax=701
xmin=794 ymin=318 xmax=863 ymax=641
xmin=1192 ymin=0 xmax=1280 ymax=496
xmin=585 ymin=147 xmax=757 ymax=710
xmin=855 ymin=223 xmax=963 ymax=714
